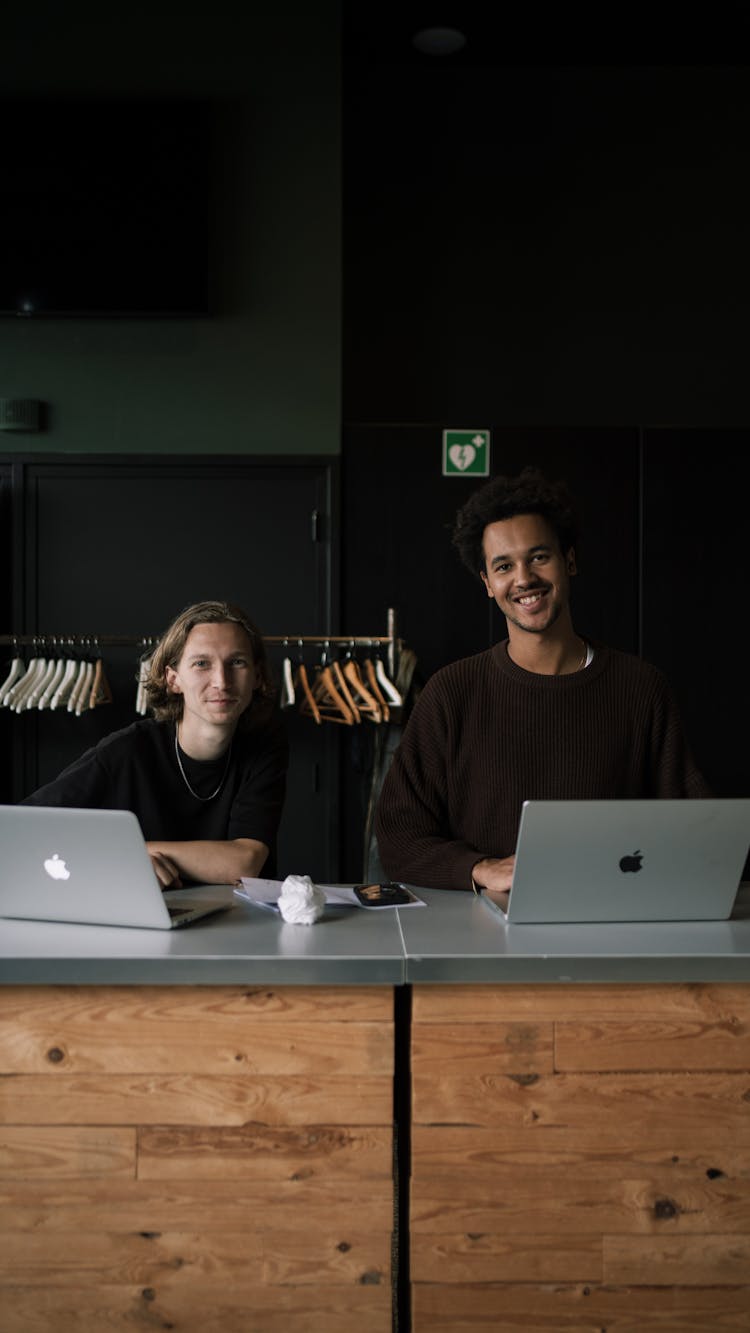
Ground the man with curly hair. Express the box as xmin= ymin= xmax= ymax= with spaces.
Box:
xmin=376 ymin=468 xmax=709 ymax=895
xmin=22 ymin=601 xmax=288 ymax=887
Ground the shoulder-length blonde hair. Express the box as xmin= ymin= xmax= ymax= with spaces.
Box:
xmin=143 ymin=601 xmax=275 ymax=729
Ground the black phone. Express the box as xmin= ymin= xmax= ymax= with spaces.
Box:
xmin=353 ymin=881 xmax=415 ymax=908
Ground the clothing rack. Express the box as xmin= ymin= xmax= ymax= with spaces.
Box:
xmin=0 ymin=609 xmax=400 ymax=678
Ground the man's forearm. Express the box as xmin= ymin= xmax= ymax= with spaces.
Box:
xmin=146 ymin=837 xmax=269 ymax=885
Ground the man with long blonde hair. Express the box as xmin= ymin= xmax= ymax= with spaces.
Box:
xmin=23 ymin=601 xmax=288 ymax=888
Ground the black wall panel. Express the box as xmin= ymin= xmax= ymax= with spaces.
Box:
xmin=0 ymin=462 xmax=13 ymax=803
xmin=641 ymin=430 xmax=750 ymax=796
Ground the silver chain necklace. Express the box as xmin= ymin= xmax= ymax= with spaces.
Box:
xmin=174 ymin=728 xmax=232 ymax=802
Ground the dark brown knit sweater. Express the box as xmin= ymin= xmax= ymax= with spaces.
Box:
xmin=375 ymin=641 xmax=710 ymax=891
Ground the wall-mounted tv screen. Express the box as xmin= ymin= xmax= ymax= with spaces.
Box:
xmin=0 ymin=97 xmax=216 ymax=317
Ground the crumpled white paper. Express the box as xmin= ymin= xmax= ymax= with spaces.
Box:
xmin=277 ymin=873 xmax=327 ymax=925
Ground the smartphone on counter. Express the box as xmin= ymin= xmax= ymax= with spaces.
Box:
xmin=353 ymin=882 xmax=420 ymax=908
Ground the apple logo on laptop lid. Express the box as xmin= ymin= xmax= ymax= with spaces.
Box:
xmin=619 ymin=849 xmax=643 ymax=874
xmin=44 ymin=853 xmax=71 ymax=881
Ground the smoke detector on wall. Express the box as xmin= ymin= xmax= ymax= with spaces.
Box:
xmin=0 ymin=399 xmax=44 ymax=432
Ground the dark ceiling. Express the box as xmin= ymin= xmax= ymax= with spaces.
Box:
xmin=343 ymin=2 xmax=750 ymax=67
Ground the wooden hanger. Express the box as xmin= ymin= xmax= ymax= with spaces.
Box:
xmin=89 ymin=655 xmax=113 ymax=710
xmin=342 ymin=654 xmax=383 ymax=723
xmin=332 ymin=658 xmax=361 ymax=723
xmin=310 ymin=660 xmax=356 ymax=725
xmin=296 ymin=660 xmax=322 ymax=724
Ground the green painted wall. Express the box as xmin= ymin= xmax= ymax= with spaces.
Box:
xmin=1 ymin=3 xmax=341 ymax=455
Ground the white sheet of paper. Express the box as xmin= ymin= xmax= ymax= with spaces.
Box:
xmin=235 ymin=878 xmax=425 ymax=909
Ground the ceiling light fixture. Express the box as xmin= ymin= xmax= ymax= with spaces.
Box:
xmin=411 ymin=26 xmax=467 ymax=56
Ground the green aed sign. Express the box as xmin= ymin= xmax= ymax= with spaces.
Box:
xmin=442 ymin=429 xmax=491 ymax=477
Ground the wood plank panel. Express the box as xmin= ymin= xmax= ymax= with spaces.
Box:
xmin=411 ymin=1173 xmax=750 ymax=1235
xmin=413 ymin=1022 xmax=554 ymax=1075
xmin=0 ymin=1283 xmax=391 ymax=1333
xmin=411 ymin=984 xmax=750 ymax=1332
xmin=411 ymin=1232 xmax=602 ymax=1283
xmin=412 ymin=1125 xmax=750 ymax=1178
xmin=0 ymin=1178 xmax=393 ymax=1234
xmin=412 ymin=1282 xmax=750 ymax=1331
xmin=605 ymin=1233 xmax=750 ymax=1285
xmin=262 ymin=1230 xmax=391 ymax=1285
xmin=0 ymin=984 xmax=393 ymax=1028
xmin=0 ymin=985 xmax=395 ymax=1333
xmin=137 ymin=1123 xmax=392 ymax=1181
xmin=0 ymin=1228 xmax=390 ymax=1288
xmin=0 ymin=1018 xmax=392 ymax=1076
xmin=555 ymin=1019 xmax=750 ymax=1072
xmin=0 ymin=1127 xmax=135 ymax=1179
xmin=0 ymin=1072 xmax=392 ymax=1125
xmin=412 ymin=982 xmax=750 ymax=1024
xmin=412 ymin=1070 xmax=750 ymax=1141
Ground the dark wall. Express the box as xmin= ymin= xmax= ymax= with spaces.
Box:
xmin=343 ymin=40 xmax=750 ymax=425
xmin=340 ymin=25 xmax=750 ymax=874
xmin=641 ymin=429 xmax=749 ymax=798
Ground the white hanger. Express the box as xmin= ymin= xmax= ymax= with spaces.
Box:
xmin=374 ymin=654 xmax=402 ymax=706
xmin=50 ymin=656 xmax=80 ymax=710
xmin=0 ymin=653 xmax=25 ymax=706
xmin=22 ymin=653 xmax=58 ymax=710
xmin=8 ymin=656 xmax=46 ymax=712
xmin=67 ymin=656 xmax=91 ymax=714
xmin=38 ymin=654 xmax=67 ymax=710
xmin=280 ymin=642 xmax=296 ymax=709
xmin=74 ymin=659 xmax=95 ymax=716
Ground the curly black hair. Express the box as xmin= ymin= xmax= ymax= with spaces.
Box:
xmin=451 ymin=466 xmax=579 ymax=578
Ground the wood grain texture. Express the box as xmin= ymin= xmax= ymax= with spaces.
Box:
xmin=0 ymin=986 xmax=393 ymax=1074
xmin=0 ymin=1283 xmax=391 ymax=1333
xmin=412 ymin=1282 xmax=750 ymax=1331
xmin=0 ymin=1228 xmax=390 ymax=1287
xmin=0 ymin=985 xmax=394 ymax=1333
xmin=0 ymin=1127 xmax=136 ymax=1179
xmin=411 ymin=982 xmax=750 ymax=1024
xmin=137 ymin=1123 xmax=392 ymax=1180
xmin=1 ymin=1072 xmax=392 ymax=1125
xmin=555 ymin=1019 xmax=750 ymax=1072
xmin=412 ymin=1071 xmax=750 ymax=1140
xmin=0 ymin=1177 xmax=393 ymax=1234
xmin=411 ymin=983 xmax=750 ymax=1331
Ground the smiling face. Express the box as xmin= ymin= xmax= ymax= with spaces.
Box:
xmin=480 ymin=512 xmax=576 ymax=636
xmin=165 ymin=621 xmax=259 ymax=739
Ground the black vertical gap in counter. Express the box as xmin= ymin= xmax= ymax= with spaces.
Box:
xmin=392 ymin=982 xmax=412 ymax=1332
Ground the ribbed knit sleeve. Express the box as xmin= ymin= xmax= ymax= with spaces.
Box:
xmin=375 ymin=641 xmax=710 ymax=891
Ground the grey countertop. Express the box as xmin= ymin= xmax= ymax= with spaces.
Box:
xmin=0 ymin=891 xmax=407 ymax=985
xmin=398 ymin=885 xmax=750 ymax=983
xmin=2 ymin=885 xmax=750 ymax=986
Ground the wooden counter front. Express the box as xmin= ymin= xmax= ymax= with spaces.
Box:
xmin=410 ymin=982 xmax=750 ymax=1332
xmin=0 ymin=985 xmax=395 ymax=1333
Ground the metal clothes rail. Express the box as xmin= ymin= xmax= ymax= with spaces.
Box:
xmin=0 ymin=610 xmax=400 ymax=677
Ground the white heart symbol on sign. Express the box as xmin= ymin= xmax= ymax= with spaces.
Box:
xmin=449 ymin=444 xmax=476 ymax=471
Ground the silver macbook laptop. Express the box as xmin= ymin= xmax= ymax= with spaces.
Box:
xmin=0 ymin=805 xmax=235 ymax=930
xmin=484 ymin=798 xmax=750 ymax=924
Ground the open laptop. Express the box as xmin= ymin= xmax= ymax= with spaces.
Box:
xmin=0 ymin=805 xmax=235 ymax=930
xmin=483 ymin=798 xmax=750 ymax=924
